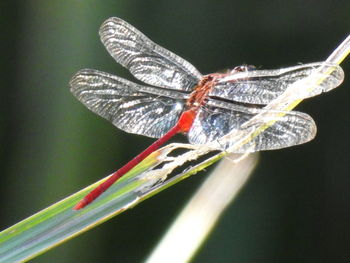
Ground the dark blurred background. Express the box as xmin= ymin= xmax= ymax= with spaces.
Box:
xmin=1 ymin=0 xmax=349 ymax=262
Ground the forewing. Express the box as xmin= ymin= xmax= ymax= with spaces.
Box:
xmin=99 ymin=17 xmax=202 ymax=91
xmin=188 ymin=101 xmax=316 ymax=153
xmin=70 ymin=69 xmax=186 ymax=138
xmin=210 ymin=62 xmax=344 ymax=104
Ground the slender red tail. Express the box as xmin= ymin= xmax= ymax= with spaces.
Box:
xmin=73 ymin=110 xmax=195 ymax=210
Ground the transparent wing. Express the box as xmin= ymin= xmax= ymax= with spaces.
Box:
xmin=188 ymin=100 xmax=316 ymax=153
xmin=70 ymin=69 xmax=186 ymax=138
xmin=210 ymin=62 xmax=344 ymax=104
xmin=99 ymin=17 xmax=202 ymax=91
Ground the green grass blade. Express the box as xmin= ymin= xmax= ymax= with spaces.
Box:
xmin=0 ymin=153 xmax=160 ymax=262
xmin=0 ymin=145 xmax=224 ymax=262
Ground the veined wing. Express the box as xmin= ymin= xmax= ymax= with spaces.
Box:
xmin=70 ymin=69 xmax=187 ymax=138
xmin=188 ymin=100 xmax=316 ymax=153
xmin=99 ymin=17 xmax=202 ymax=91
xmin=210 ymin=62 xmax=344 ymax=104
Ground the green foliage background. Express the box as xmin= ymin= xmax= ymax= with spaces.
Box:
xmin=1 ymin=0 xmax=349 ymax=262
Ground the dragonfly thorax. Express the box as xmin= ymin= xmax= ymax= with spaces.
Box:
xmin=186 ymin=74 xmax=218 ymax=110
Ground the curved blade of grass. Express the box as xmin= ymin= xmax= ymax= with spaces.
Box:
xmin=0 ymin=143 xmax=223 ymax=263
xmin=0 ymin=34 xmax=349 ymax=263
xmin=0 ymin=152 xmax=162 ymax=262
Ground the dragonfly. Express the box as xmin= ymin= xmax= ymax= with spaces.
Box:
xmin=70 ymin=17 xmax=344 ymax=210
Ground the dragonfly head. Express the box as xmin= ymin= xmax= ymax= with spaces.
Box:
xmin=230 ymin=64 xmax=256 ymax=74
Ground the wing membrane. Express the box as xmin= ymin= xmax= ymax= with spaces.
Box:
xmin=70 ymin=69 xmax=186 ymax=138
xmin=188 ymin=101 xmax=316 ymax=152
xmin=210 ymin=62 xmax=344 ymax=104
xmin=99 ymin=17 xmax=202 ymax=91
